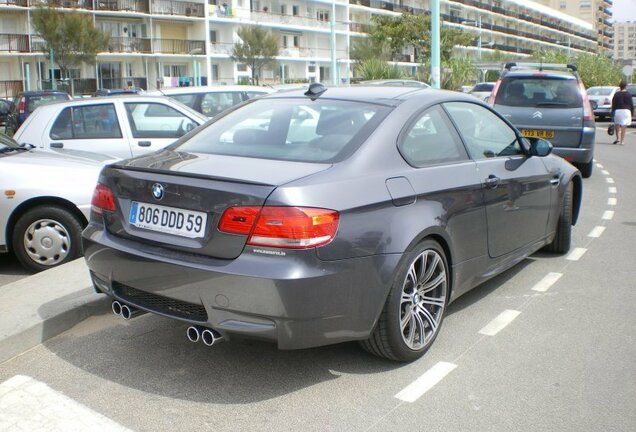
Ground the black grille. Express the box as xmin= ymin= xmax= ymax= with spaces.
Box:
xmin=113 ymin=283 xmax=208 ymax=322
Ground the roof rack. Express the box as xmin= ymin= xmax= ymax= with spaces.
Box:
xmin=503 ymin=62 xmax=577 ymax=72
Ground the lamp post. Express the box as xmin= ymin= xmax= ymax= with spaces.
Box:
xmin=431 ymin=0 xmax=440 ymax=89
xmin=556 ymin=37 xmax=572 ymax=59
xmin=461 ymin=16 xmax=482 ymax=60
xmin=331 ymin=0 xmax=337 ymax=85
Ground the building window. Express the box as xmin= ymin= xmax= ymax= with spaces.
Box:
xmin=237 ymin=64 xmax=248 ymax=72
xmin=292 ymin=5 xmax=299 ymax=16
xmin=317 ymin=10 xmax=329 ymax=22
xmin=210 ymin=30 xmax=217 ymax=44
xmin=579 ymin=1 xmax=591 ymax=9
xmin=280 ymin=4 xmax=286 ymax=15
xmin=211 ymin=64 xmax=219 ymax=81
xmin=559 ymin=1 xmax=566 ymax=8
xmin=283 ymin=34 xmax=300 ymax=48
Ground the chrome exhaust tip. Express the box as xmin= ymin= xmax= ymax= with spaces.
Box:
xmin=120 ymin=304 xmax=146 ymax=320
xmin=186 ymin=326 xmax=201 ymax=343
xmin=111 ymin=300 xmax=122 ymax=316
xmin=201 ymin=329 xmax=224 ymax=346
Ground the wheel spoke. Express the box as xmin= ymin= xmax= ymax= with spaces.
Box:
xmin=419 ymin=295 xmax=445 ymax=308
xmin=421 ymin=272 xmax=446 ymax=293
xmin=415 ymin=304 xmax=438 ymax=334
xmin=405 ymin=314 xmax=417 ymax=346
xmin=401 ymin=310 xmax=412 ymax=332
xmin=400 ymin=291 xmax=412 ymax=306
xmin=412 ymin=311 xmax=426 ymax=346
xmin=421 ymin=253 xmax=440 ymax=285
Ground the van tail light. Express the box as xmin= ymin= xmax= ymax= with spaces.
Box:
xmin=603 ymin=97 xmax=611 ymax=105
xmin=91 ymin=183 xmax=117 ymax=215
xmin=218 ymin=206 xmax=339 ymax=249
xmin=18 ymin=97 xmax=25 ymax=114
xmin=577 ymin=81 xmax=594 ymax=122
xmin=488 ymin=80 xmax=502 ymax=106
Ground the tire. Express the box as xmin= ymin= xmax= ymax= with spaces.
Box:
xmin=577 ymin=161 xmax=593 ymax=178
xmin=360 ymin=239 xmax=449 ymax=362
xmin=544 ymin=181 xmax=573 ymax=254
xmin=11 ymin=205 xmax=85 ymax=272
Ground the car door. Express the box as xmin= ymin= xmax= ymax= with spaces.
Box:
xmin=45 ymin=102 xmax=133 ymax=159
xmin=122 ymin=101 xmax=200 ymax=156
xmin=444 ymin=102 xmax=552 ymax=258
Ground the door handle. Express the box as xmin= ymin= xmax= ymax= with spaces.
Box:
xmin=138 ymin=141 xmax=151 ymax=147
xmin=485 ymin=175 xmax=500 ymax=189
xmin=550 ymin=176 xmax=560 ymax=186
xmin=50 ymin=142 xmax=64 ymax=149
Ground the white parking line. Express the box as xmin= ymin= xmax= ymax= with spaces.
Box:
xmin=0 ymin=375 xmax=130 ymax=431
xmin=602 ymin=210 xmax=615 ymax=220
xmin=478 ymin=310 xmax=521 ymax=336
xmin=601 ymin=170 xmax=610 ymax=175
xmin=608 ymin=197 xmax=617 ymax=206
xmin=609 ymin=187 xmax=617 ymax=194
xmin=595 ymin=163 xmax=603 ymax=168
xmin=531 ymin=272 xmax=563 ymax=292
xmin=588 ymin=226 xmax=606 ymax=238
xmin=394 ymin=362 xmax=457 ymax=403
xmin=566 ymin=248 xmax=587 ymax=261
xmin=606 ymin=178 xmax=615 ymax=184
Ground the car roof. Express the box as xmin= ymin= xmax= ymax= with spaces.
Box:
xmin=18 ymin=90 xmax=70 ymax=96
xmin=503 ymin=70 xmax=577 ymax=80
xmin=148 ymin=85 xmax=275 ymax=96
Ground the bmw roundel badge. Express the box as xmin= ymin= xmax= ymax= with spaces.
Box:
xmin=152 ymin=183 xmax=164 ymax=200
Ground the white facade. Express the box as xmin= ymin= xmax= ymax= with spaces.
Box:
xmin=0 ymin=0 xmax=599 ymax=97
xmin=612 ymin=21 xmax=636 ymax=61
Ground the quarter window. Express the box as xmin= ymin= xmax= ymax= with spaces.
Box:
xmin=124 ymin=103 xmax=197 ymax=139
xmin=444 ymin=102 xmax=522 ymax=160
xmin=50 ymin=104 xmax=122 ymax=140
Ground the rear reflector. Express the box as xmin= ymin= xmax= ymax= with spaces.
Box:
xmin=91 ymin=183 xmax=116 ymax=214
xmin=218 ymin=206 xmax=339 ymax=249
xmin=18 ymin=97 xmax=25 ymax=114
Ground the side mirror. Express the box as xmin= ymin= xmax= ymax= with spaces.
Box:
xmin=525 ymin=137 xmax=553 ymax=157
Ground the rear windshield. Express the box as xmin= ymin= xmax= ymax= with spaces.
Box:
xmin=587 ymin=87 xmax=614 ymax=96
xmin=172 ymin=98 xmax=391 ymax=163
xmin=471 ymin=83 xmax=494 ymax=92
xmin=26 ymin=94 xmax=69 ymax=113
xmin=494 ymin=77 xmax=582 ymax=108
xmin=627 ymin=85 xmax=636 ymax=95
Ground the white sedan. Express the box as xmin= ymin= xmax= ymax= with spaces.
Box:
xmin=0 ymin=134 xmax=110 ymax=272
xmin=14 ymin=95 xmax=208 ymax=160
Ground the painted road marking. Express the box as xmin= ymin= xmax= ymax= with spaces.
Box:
xmin=601 ymin=170 xmax=609 ymax=175
xmin=602 ymin=210 xmax=615 ymax=220
xmin=531 ymin=272 xmax=563 ymax=292
xmin=606 ymin=178 xmax=615 ymax=184
xmin=566 ymin=248 xmax=587 ymax=261
xmin=608 ymin=197 xmax=617 ymax=206
xmin=588 ymin=226 xmax=606 ymax=238
xmin=478 ymin=310 xmax=521 ymax=336
xmin=595 ymin=163 xmax=603 ymax=168
xmin=395 ymin=362 xmax=457 ymax=403
xmin=0 ymin=375 xmax=130 ymax=431
xmin=609 ymin=187 xmax=617 ymax=194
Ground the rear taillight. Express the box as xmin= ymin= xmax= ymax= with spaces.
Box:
xmin=91 ymin=183 xmax=116 ymax=215
xmin=577 ymin=81 xmax=594 ymax=122
xmin=218 ymin=206 xmax=340 ymax=249
xmin=603 ymin=97 xmax=611 ymax=105
xmin=488 ymin=80 xmax=502 ymax=106
xmin=18 ymin=97 xmax=25 ymax=114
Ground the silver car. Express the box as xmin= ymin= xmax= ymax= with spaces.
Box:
xmin=0 ymin=134 xmax=107 ymax=272
xmin=13 ymin=96 xmax=207 ymax=160
xmin=587 ymin=86 xmax=619 ymax=120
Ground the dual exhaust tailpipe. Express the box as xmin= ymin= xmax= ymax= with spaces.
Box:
xmin=111 ymin=300 xmax=146 ymax=320
xmin=186 ymin=325 xmax=224 ymax=346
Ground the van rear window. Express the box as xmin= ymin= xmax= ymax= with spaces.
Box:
xmin=495 ymin=77 xmax=581 ymax=108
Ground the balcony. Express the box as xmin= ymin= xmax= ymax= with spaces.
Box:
xmin=278 ymin=46 xmax=349 ymax=59
xmin=107 ymin=36 xmax=151 ymax=53
xmin=41 ymin=78 xmax=97 ymax=95
xmin=152 ymin=1 xmax=204 ymax=18
xmin=97 ymin=0 xmax=149 ymax=13
xmin=153 ymin=38 xmax=205 ymax=54
xmin=0 ymin=0 xmax=29 ymax=7
xmin=99 ymin=76 xmax=147 ymax=90
xmin=0 ymin=34 xmax=30 ymax=52
xmin=45 ymin=0 xmax=93 ymax=9
xmin=349 ymin=0 xmax=370 ymax=6
xmin=208 ymin=42 xmax=233 ymax=55
xmin=350 ymin=22 xmax=371 ymax=33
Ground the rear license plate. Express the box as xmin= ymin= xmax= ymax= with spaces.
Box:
xmin=522 ymin=129 xmax=555 ymax=139
xmin=129 ymin=201 xmax=207 ymax=238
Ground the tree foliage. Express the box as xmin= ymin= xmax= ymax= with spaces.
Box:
xmin=531 ymin=49 xmax=623 ymax=88
xmin=231 ymin=26 xmax=279 ymax=85
xmin=441 ymin=57 xmax=478 ymax=90
xmin=356 ymin=58 xmax=405 ymax=80
xmin=32 ymin=5 xmax=109 ymax=80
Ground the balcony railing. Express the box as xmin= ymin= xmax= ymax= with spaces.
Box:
xmin=0 ymin=80 xmax=23 ymax=99
xmin=41 ymin=78 xmax=97 ymax=95
xmin=153 ymin=38 xmax=205 ymax=54
xmin=99 ymin=77 xmax=147 ymax=90
xmin=152 ymin=0 xmax=204 ymax=17
xmin=349 ymin=0 xmax=370 ymax=6
xmin=209 ymin=42 xmax=233 ymax=55
xmin=0 ymin=0 xmax=29 ymax=7
xmin=97 ymin=0 xmax=149 ymax=13
xmin=107 ymin=37 xmax=151 ymax=53
xmin=45 ymin=0 xmax=92 ymax=9
xmin=0 ymin=34 xmax=30 ymax=52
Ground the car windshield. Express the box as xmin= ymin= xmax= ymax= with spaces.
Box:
xmin=172 ymin=98 xmax=391 ymax=163
xmin=587 ymin=87 xmax=614 ymax=96
xmin=27 ymin=94 xmax=69 ymax=113
xmin=471 ymin=83 xmax=494 ymax=92
xmin=495 ymin=77 xmax=582 ymax=108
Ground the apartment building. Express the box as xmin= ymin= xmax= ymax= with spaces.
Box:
xmin=612 ymin=21 xmax=636 ymax=60
xmin=535 ymin=0 xmax=613 ymax=50
xmin=1 ymin=0 xmax=599 ymax=98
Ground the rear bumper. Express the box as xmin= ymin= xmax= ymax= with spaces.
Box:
xmin=593 ymin=106 xmax=611 ymax=116
xmin=552 ymin=126 xmax=595 ymax=165
xmin=82 ymin=224 xmax=399 ymax=349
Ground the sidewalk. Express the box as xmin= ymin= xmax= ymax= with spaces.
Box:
xmin=0 ymin=259 xmax=109 ymax=363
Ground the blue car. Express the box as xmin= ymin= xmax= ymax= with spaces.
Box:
xmin=4 ymin=90 xmax=71 ymax=137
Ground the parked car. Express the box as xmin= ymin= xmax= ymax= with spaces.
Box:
xmin=0 ymin=98 xmax=11 ymax=127
xmin=148 ymin=86 xmax=274 ymax=118
xmin=627 ymin=83 xmax=636 ymax=126
xmin=93 ymin=88 xmax=144 ymax=97
xmin=469 ymin=82 xmax=496 ymax=102
xmin=83 ymin=84 xmax=582 ymax=362
xmin=4 ymin=90 xmax=72 ymax=137
xmin=586 ymin=86 xmax=619 ymax=120
xmin=360 ymin=79 xmax=431 ymax=88
xmin=13 ymin=95 xmax=207 ymax=159
xmin=490 ymin=62 xmax=595 ymax=178
xmin=0 ymin=134 xmax=109 ymax=272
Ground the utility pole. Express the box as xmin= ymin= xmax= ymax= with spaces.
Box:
xmin=49 ymin=48 xmax=57 ymax=90
xmin=431 ymin=0 xmax=440 ymax=89
xmin=331 ymin=0 xmax=337 ymax=86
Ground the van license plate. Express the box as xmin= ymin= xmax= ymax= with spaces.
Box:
xmin=129 ymin=201 xmax=207 ymax=238
xmin=522 ymin=129 xmax=554 ymax=139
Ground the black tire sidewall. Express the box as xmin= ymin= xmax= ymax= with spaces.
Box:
xmin=12 ymin=206 xmax=84 ymax=272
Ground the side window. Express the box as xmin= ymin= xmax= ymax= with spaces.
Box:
xmin=124 ymin=103 xmax=197 ymax=139
xmin=398 ymin=105 xmax=468 ymax=167
xmin=169 ymin=94 xmax=198 ymax=110
xmin=50 ymin=104 xmax=122 ymax=140
xmin=200 ymin=92 xmax=243 ymax=117
xmin=444 ymin=102 xmax=522 ymax=159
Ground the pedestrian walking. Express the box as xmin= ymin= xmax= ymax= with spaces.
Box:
xmin=611 ymin=80 xmax=634 ymax=145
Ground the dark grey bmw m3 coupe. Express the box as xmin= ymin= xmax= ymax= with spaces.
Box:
xmin=83 ymin=84 xmax=582 ymax=362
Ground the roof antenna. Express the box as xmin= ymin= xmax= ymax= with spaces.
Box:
xmin=304 ymin=82 xmax=327 ymax=100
